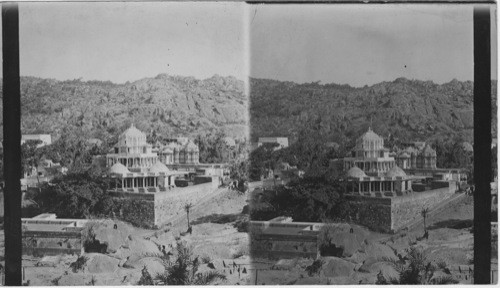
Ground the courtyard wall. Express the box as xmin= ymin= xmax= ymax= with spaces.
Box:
xmin=108 ymin=179 xmax=219 ymax=228
xmin=391 ymin=183 xmax=455 ymax=231
xmin=346 ymin=181 xmax=456 ymax=233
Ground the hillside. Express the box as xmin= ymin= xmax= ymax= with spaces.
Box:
xmin=1 ymin=74 xmax=248 ymax=140
xmin=250 ymin=77 xmax=496 ymax=144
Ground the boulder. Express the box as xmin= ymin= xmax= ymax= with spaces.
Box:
xmin=326 ymin=232 xmax=363 ymax=257
xmin=37 ymin=255 xmax=61 ymax=267
xmin=57 ymin=273 xmax=86 ymax=286
xmin=136 ymin=257 xmax=165 ymax=276
xmin=295 ymin=277 xmax=329 ymax=285
xmin=363 ymin=243 xmax=397 ymax=261
xmin=322 ymin=257 xmax=355 ymax=278
xmin=85 ymin=253 xmax=120 ymax=274
xmin=272 ymin=258 xmax=298 ymax=270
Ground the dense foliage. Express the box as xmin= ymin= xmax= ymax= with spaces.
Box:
xmin=378 ymin=246 xmax=458 ymax=284
xmin=249 ymin=128 xmax=346 ymax=181
xmin=250 ymin=177 xmax=348 ymax=222
xmin=26 ymin=172 xmax=156 ymax=228
xmin=15 ymin=74 xmax=247 ymax=140
xmin=251 ymin=78 xmax=495 ymax=145
xmin=154 ymin=241 xmax=226 ymax=285
xmin=31 ymin=172 xmax=113 ymax=219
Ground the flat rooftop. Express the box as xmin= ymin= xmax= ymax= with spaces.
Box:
xmin=251 ymin=221 xmax=333 ymax=236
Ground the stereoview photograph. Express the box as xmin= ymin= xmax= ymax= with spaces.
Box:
xmin=247 ymin=4 xmax=495 ymax=285
xmin=4 ymin=1 xmax=496 ymax=286
xmin=17 ymin=2 xmax=250 ymax=285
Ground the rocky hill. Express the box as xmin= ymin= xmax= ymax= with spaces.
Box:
xmin=250 ymin=77 xmax=496 ymax=144
xmin=2 ymin=74 xmax=247 ymax=141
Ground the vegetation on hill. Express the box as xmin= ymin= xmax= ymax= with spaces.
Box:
xmin=251 ymin=77 xmax=496 ymax=145
xmin=250 ymin=176 xmax=349 ymax=222
xmin=8 ymin=74 xmax=247 ymax=141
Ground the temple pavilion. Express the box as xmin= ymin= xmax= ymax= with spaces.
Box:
xmin=394 ymin=143 xmax=437 ymax=170
xmin=343 ymin=128 xmax=413 ymax=197
xmin=106 ymin=124 xmax=187 ymax=193
xmin=343 ymin=127 xmax=396 ymax=176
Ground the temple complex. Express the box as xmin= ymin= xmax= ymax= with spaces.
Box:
xmin=343 ymin=128 xmax=413 ymax=196
xmin=343 ymin=127 xmax=397 ymax=176
xmin=106 ymin=124 xmax=187 ymax=193
xmin=394 ymin=143 xmax=437 ymax=169
xmin=155 ymin=137 xmax=200 ymax=165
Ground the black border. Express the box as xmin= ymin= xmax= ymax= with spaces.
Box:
xmin=2 ymin=2 xmax=22 ymax=286
xmin=473 ymin=5 xmax=492 ymax=284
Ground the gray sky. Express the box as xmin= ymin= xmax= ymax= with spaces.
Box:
xmin=18 ymin=2 xmax=246 ymax=83
xmin=250 ymin=4 xmax=484 ymax=87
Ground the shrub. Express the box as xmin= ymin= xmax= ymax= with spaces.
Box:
xmin=51 ymin=276 xmax=62 ymax=286
xmin=201 ymin=256 xmax=211 ymax=264
xmin=305 ymin=259 xmax=323 ymax=276
xmin=318 ymin=223 xmax=344 ymax=257
xmin=233 ymin=218 xmax=249 ymax=232
xmin=69 ymin=256 xmax=88 ymax=273
xmin=137 ymin=266 xmax=154 ymax=285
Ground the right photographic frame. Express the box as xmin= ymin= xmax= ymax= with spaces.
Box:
xmin=247 ymin=3 xmax=496 ymax=285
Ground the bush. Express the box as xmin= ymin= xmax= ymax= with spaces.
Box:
xmin=201 ymin=256 xmax=211 ymax=264
xmin=305 ymin=259 xmax=323 ymax=276
xmin=317 ymin=223 xmax=344 ymax=257
xmin=137 ymin=266 xmax=154 ymax=285
xmin=69 ymin=256 xmax=88 ymax=273
xmin=233 ymin=218 xmax=249 ymax=232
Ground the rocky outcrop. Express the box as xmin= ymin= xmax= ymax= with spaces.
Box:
xmin=250 ymin=78 xmax=496 ymax=143
xmin=13 ymin=74 xmax=247 ymax=139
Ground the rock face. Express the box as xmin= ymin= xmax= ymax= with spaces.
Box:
xmin=14 ymin=74 xmax=247 ymax=139
xmin=85 ymin=253 xmax=120 ymax=274
xmin=250 ymin=78 xmax=496 ymax=143
xmin=322 ymin=257 xmax=355 ymax=277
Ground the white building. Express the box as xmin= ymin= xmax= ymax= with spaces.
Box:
xmin=21 ymin=134 xmax=52 ymax=148
xmin=258 ymin=137 xmax=289 ymax=150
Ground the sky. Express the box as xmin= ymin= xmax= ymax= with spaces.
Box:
xmin=250 ymin=4 xmax=493 ymax=87
xmin=18 ymin=2 xmax=247 ymax=83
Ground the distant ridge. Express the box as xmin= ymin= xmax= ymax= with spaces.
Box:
xmin=250 ymin=77 xmax=497 ymax=144
xmin=5 ymin=74 xmax=248 ymax=140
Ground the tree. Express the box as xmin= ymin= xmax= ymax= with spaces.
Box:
xmin=137 ymin=266 xmax=154 ymax=285
xmin=30 ymin=172 xmax=113 ymax=219
xmin=155 ymin=241 xmax=226 ymax=285
xmin=184 ymin=203 xmax=193 ymax=229
xmin=382 ymin=246 xmax=458 ymax=284
xmin=421 ymin=207 xmax=429 ymax=232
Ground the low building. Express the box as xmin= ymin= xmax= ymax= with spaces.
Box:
xmin=250 ymin=217 xmax=326 ymax=259
xmin=258 ymin=137 xmax=289 ymax=150
xmin=22 ymin=214 xmax=88 ymax=256
xmin=21 ymin=134 xmax=52 ymax=148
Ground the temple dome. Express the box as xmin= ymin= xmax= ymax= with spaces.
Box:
xmin=149 ymin=161 xmax=170 ymax=173
xmin=346 ymin=166 xmax=367 ymax=178
xmin=122 ymin=124 xmax=144 ymax=138
xmin=185 ymin=140 xmax=199 ymax=151
xmin=399 ymin=152 xmax=410 ymax=158
xmin=421 ymin=144 xmax=437 ymax=156
xmin=161 ymin=146 xmax=173 ymax=153
xmin=385 ymin=165 xmax=407 ymax=177
xmin=118 ymin=124 xmax=147 ymax=147
xmin=355 ymin=127 xmax=384 ymax=151
xmin=359 ymin=127 xmax=383 ymax=142
xmin=109 ymin=162 xmax=130 ymax=174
